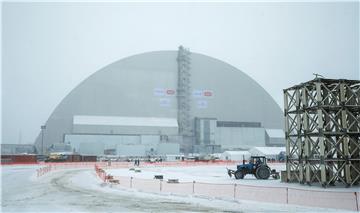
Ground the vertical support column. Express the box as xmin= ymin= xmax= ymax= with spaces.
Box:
xmin=296 ymin=89 xmax=304 ymax=183
xmin=340 ymin=83 xmax=351 ymax=185
xmin=323 ymin=86 xmax=334 ymax=183
xmin=347 ymin=84 xmax=360 ymax=185
xmin=302 ymin=87 xmax=311 ymax=184
xmin=316 ymin=82 xmax=326 ymax=185
xmin=284 ymin=90 xmax=291 ymax=181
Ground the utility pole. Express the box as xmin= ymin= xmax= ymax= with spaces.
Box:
xmin=41 ymin=125 xmax=46 ymax=155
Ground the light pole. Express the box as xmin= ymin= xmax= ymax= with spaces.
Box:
xmin=41 ymin=125 xmax=46 ymax=155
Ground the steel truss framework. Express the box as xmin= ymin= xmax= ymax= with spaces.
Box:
xmin=284 ymin=78 xmax=360 ymax=187
xmin=177 ymin=46 xmax=192 ymax=136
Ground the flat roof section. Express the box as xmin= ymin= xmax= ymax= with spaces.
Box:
xmin=73 ymin=115 xmax=178 ymax=128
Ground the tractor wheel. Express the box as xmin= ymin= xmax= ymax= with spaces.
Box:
xmin=255 ymin=166 xmax=271 ymax=179
xmin=234 ymin=171 xmax=244 ymax=179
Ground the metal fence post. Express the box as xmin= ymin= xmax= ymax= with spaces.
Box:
xmin=286 ymin=187 xmax=289 ymax=204
xmin=130 ymin=177 xmax=133 ymax=188
xmin=192 ymin=181 xmax=195 ymax=194
xmin=355 ymin=192 xmax=359 ymax=211
xmin=234 ymin=184 xmax=237 ymax=199
xmin=160 ymin=180 xmax=162 ymax=192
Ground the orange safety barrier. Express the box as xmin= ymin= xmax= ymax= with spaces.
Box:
xmin=94 ymin=165 xmax=107 ymax=182
xmin=235 ymin=184 xmax=287 ymax=204
xmin=194 ymin=182 xmax=235 ymax=200
xmin=287 ymin=187 xmax=358 ymax=211
xmin=36 ymin=165 xmax=52 ymax=177
xmin=162 ymin=181 xmax=193 ymax=195
xmin=32 ymin=162 xmax=360 ymax=212
xmin=96 ymin=163 xmax=359 ymax=212
xmin=3 ymin=160 xmax=241 ymax=169
xmin=1 ymin=160 xmax=286 ymax=167
xmin=140 ymin=161 xmax=236 ymax=167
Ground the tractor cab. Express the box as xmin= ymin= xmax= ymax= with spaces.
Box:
xmin=249 ymin=156 xmax=267 ymax=165
xmin=237 ymin=156 xmax=266 ymax=170
xmin=228 ymin=155 xmax=279 ymax=180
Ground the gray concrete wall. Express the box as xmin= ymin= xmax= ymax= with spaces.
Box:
xmin=1 ymin=144 xmax=36 ymax=155
xmin=215 ymin=127 xmax=266 ymax=150
xmin=157 ymin=143 xmax=180 ymax=155
xmin=116 ymin=144 xmax=146 ymax=156
xmin=79 ymin=142 xmax=104 ymax=155
xmin=65 ymin=134 xmax=141 ymax=152
xmin=73 ymin=124 xmax=178 ymax=135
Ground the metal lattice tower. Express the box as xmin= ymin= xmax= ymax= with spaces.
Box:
xmin=284 ymin=78 xmax=360 ymax=187
xmin=177 ymin=46 xmax=192 ymax=136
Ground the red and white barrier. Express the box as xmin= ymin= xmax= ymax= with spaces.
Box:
xmin=195 ymin=182 xmax=234 ymax=200
xmin=162 ymin=181 xmax=193 ymax=195
xmin=288 ymin=188 xmax=358 ymax=211
xmin=36 ymin=165 xmax=52 ymax=177
xmin=30 ymin=162 xmax=360 ymax=211
xmin=235 ymin=184 xmax=287 ymax=204
xmin=94 ymin=165 xmax=107 ymax=182
xmin=90 ymin=161 xmax=357 ymax=212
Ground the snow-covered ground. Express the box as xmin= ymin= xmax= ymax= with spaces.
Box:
xmin=106 ymin=163 xmax=360 ymax=191
xmin=107 ymin=163 xmax=286 ymax=185
xmin=1 ymin=164 xmax=357 ymax=212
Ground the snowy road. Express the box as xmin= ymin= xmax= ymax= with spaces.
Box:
xmin=2 ymin=166 xmax=224 ymax=212
xmin=1 ymin=165 xmax=354 ymax=212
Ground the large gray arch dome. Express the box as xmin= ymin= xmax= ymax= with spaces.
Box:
xmin=34 ymin=50 xmax=283 ymax=152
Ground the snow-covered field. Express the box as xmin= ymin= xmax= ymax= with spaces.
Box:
xmin=1 ymin=164 xmax=357 ymax=212
xmin=106 ymin=163 xmax=360 ymax=191
xmin=107 ymin=163 xmax=286 ymax=185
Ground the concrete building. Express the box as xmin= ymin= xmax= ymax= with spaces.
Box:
xmin=34 ymin=47 xmax=284 ymax=155
xmin=220 ymin=151 xmax=251 ymax=161
xmin=265 ymin=129 xmax=285 ymax=146
xmin=249 ymin=146 xmax=286 ymax=161
xmin=1 ymin=144 xmax=36 ymax=155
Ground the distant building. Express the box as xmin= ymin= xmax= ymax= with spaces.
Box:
xmin=48 ymin=143 xmax=72 ymax=152
xmin=220 ymin=151 xmax=251 ymax=161
xmin=265 ymin=129 xmax=285 ymax=146
xmin=165 ymin=154 xmax=184 ymax=161
xmin=1 ymin=144 xmax=36 ymax=155
xmin=249 ymin=146 xmax=286 ymax=161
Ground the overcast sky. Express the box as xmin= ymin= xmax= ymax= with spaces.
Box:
xmin=2 ymin=1 xmax=359 ymax=144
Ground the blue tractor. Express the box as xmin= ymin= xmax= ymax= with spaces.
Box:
xmin=227 ymin=156 xmax=279 ymax=180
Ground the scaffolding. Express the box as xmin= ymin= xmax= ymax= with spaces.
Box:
xmin=177 ymin=46 xmax=192 ymax=137
xmin=284 ymin=78 xmax=360 ymax=187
